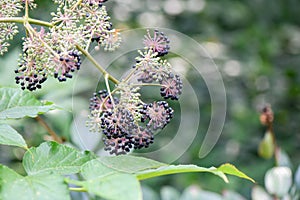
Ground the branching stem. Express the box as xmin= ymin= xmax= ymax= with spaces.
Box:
xmin=0 ymin=17 xmax=119 ymax=84
xmin=131 ymin=83 xmax=162 ymax=87
xmin=35 ymin=116 xmax=63 ymax=143
xmin=69 ymin=187 xmax=87 ymax=192
xmin=0 ymin=17 xmax=53 ymax=27
xmin=105 ymin=74 xmax=116 ymax=106
xmin=76 ymin=44 xmax=119 ymax=84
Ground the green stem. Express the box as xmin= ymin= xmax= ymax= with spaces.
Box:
xmin=136 ymin=166 xmax=213 ymax=181
xmin=71 ymin=0 xmax=83 ymax=11
xmin=123 ymin=67 xmax=137 ymax=82
xmin=0 ymin=14 xmax=119 ymax=85
xmin=76 ymin=44 xmax=119 ymax=84
xmin=24 ymin=23 xmax=59 ymax=56
xmin=267 ymin=122 xmax=279 ymax=165
xmin=104 ymin=74 xmax=116 ymax=106
xmin=131 ymin=83 xmax=162 ymax=87
xmin=25 ymin=0 xmax=29 ymax=19
xmin=35 ymin=116 xmax=63 ymax=144
xmin=69 ymin=187 xmax=87 ymax=192
xmin=0 ymin=17 xmax=53 ymax=27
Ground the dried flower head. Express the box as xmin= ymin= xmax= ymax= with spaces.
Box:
xmin=15 ymin=28 xmax=49 ymax=91
xmin=8 ymin=0 xmax=120 ymax=91
xmin=260 ymin=105 xmax=274 ymax=126
xmin=52 ymin=51 xmax=81 ymax=82
xmin=0 ymin=1 xmax=22 ymax=55
xmin=141 ymin=101 xmax=174 ymax=130
xmin=160 ymin=73 xmax=183 ymax=100
xmin=89 ymin=90 xmax=115 ymax=111
xmin=144 ymin=29 xmax=170 ymax=57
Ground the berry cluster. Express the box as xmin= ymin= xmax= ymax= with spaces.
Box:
xmin=15 ymin=28 xmax=49 ymax=91
xmin=134 ymin=30 xmax=182 ymax=100
xmin=4 ymin=0 xmax=121 ymax=91
xmin=141 ymin=101 xmax=174 ymax=130
xmin=89 ymin=90 xmax=115 ymax=111
xmin=143 ymin=29 xmax=170 ymax=57
xmin=160 ymin=73 xmax=182 ymax=100
xmin=84 ymin=0 xmax=108 ymax=7
xmin=87 ymin=30 xmax=182 ymax=155
xmin=0 ymin=1 xmax=22 ymax=55
xmin=52 ymin=51 xmax=81 ymax=82
xmin=88 ymin=89 xmax=174 ymax=155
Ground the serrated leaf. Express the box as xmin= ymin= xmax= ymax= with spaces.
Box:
xmin=217 ymin=163 xmax=255 ymax=183
xmin=0 ymin=124 xmax=27 ymax=149
xmin=0 ymin=165 xmax=70 ymax=200
xmin=80 ymin=156 xmax=254 ymax=200
xmin=81 ymin=173 xmax=142 ymax=200
xmin=81 ymin=159 xmax=142 ymax=200
xmin=135 ymin=164 xmax=229 ymax=183
xmin=0 ymin=164 xmax=22 ymax=186
xmin=81 ymin=159 xmax=117 ymax=180
xmin=84 ymin=156 xmax=253 ymax=183
xmin=23 ymin=142 xmax=95 ymax=175
xmin=99 ymin=155 xmax=167 ymax=173
xmin=0 ymin=87 xmax=56 ymax=119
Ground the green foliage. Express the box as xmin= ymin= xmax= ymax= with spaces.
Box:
xmin=0 ymin=124 xmax=27 ymax=149
xmin=0 ymin=139 xmax=253 ymax=199
xmin=0 ymin=86 xmax=253 ymax=199
xmin=0 ymin=87 xmax=55 ymax=120
xmin=0 ymin=165 xmax=70 ymax=200
xmin=23 ymin=142 xmax=95 ymax=175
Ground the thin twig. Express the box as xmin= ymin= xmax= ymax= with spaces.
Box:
xmin=35 ymin=116 xmax=63 ymax=143
xmin=104 ymin=74 xmax=116 ymax=106
xmin=76 ymin=44 xmax=119 ymax=84
xmin=69 ymin=187 xmax=87 ymax=192
xmin=0 ymin=17 xmax=53 ymax=27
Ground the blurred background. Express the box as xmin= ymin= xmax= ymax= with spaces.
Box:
xmin=0 ymin=0 xmax=300 ymax=199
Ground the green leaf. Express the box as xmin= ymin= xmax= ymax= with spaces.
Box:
xmin=79 ymin=156 xmax=254 ymax=200
xmin=81 ymin=159 xmax=117 ymax=180
xmin=0 ymin=87 xmax=56 ymax=119
xmin=81 ymin=159 xmax=142 ymax=200
xmin=0 ymin=165 xmax=70 ymax=200
xmin=217 ymin=163 xmax=255 ymax=183
xmin=0 ymin=124 xmax=27 ymax=149
xmin=135 ymin=164 xmax=229 ymax=183
xmin=81 ymin=173 xmax=142 ymax=200
xmin=99 ymin=155 xmax=167 ymax=173
xmin=23 ymin=142 xmax=95 ymax=175
xmin=132 ymin=159 xmax=253 ymax=183
xmin=83 ymin=156 xmax=253 ymax=184
xmin=0 ymin=164 xmax=22 ymax=186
